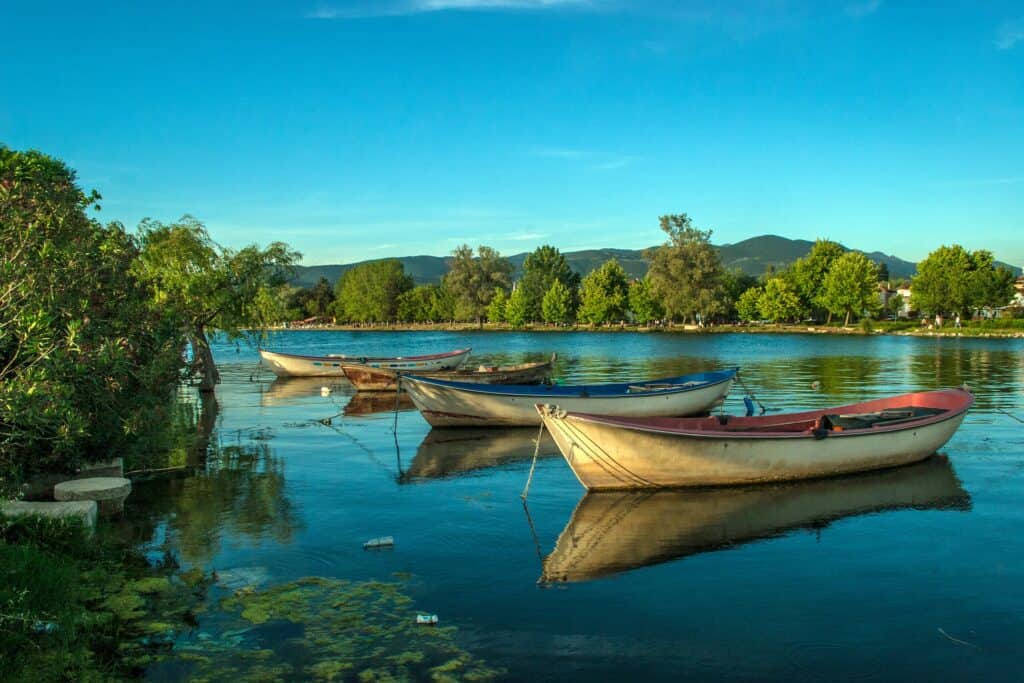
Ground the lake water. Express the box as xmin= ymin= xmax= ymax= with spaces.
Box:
xmin=135 ymin=331 xmax=1024 ymax=681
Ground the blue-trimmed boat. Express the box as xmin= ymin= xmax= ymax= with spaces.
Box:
xmin=401 ymin=368 xmax=737 ymax=427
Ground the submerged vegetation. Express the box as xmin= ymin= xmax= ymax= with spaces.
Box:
xmin=167 ymin=576 xmax=503 ymax=682
xmin=0 ymin=514 xmax=211 ymax=681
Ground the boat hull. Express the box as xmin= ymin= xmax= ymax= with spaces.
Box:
xmin=259 ymin=348 xmax=470 ymax=378
xmin=343 ymin=359 xmax=553 ymax=392
xmin=539 ymin=393 xmax=970 ymax=489
xmin=403 ymin=374 xmax=734 ymax=427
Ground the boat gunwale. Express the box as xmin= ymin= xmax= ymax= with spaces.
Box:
xmin=543 ymin=389 xmax=974 ymax=440
xmin=259 ymin=347 xmax=472 ymax=363
xmin=402 ymin=367 xmax=738 ymax=399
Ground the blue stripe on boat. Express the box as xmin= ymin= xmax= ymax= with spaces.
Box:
xmin=403 ymin=368 xmax=737 ymax=398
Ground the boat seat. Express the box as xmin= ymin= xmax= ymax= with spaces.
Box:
xmin=820 ymin=406 xmax=946 ymax=431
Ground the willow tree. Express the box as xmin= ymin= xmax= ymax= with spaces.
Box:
xmin=645 ymin=213 xmax=727 ymax=323
xmin=133 ymin=216 xmax=299 ymax=392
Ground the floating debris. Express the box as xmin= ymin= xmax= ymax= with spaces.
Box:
xmin=320 ymin=386 xmax=331 ymax=397
xmin=363 ymin=536 xmax=394 ymax=550
xmin=416 ymin=614 xmax=439 ymax=625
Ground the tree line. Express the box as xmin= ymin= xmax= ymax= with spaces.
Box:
xmin=286 ymin=214 xmax=1019 ymax=328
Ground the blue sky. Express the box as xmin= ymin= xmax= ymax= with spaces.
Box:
xmin=2 ymin=1 xmax=1022 ymax=267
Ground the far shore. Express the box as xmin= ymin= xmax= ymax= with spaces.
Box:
xmin=258 ymin=322 xmax=1024 ymax=338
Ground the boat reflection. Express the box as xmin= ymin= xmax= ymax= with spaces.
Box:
xmin=261 ymin=377 xmax=353 ymax=407
xmin=344 ymin=392 xmax=416 ymax=417
xmin=402 ymin=428 xmax=557 ymax=482
xmin=540 ymin=455 xmax=970 ymax=583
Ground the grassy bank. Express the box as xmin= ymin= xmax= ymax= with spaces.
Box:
xmin=267 ymin=319 xmax=1024 ymax=338
xmin=0 ymin=514 xmax=209 ymax=682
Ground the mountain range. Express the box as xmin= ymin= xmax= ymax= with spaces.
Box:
xmin=290 ymin=235 xmax=1021 ymax=288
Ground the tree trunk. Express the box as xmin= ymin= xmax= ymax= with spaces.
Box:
xmin=189 ymin=394 xmax=219 ymax=462
xmin=844 ymin=310 xmax=851 ymax=326
xmin=193 ymin=327 xmax=220 ymax=393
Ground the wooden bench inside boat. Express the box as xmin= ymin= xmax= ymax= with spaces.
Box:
xmin=707 ymin=406 xmax=948 ymax=434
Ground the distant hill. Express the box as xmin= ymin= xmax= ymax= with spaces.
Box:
xmin=291 ymin=235 xmax=1021 ymax=288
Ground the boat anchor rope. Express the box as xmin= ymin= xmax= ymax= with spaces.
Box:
xmin=520 ymin=420 xmax=548 ymax=501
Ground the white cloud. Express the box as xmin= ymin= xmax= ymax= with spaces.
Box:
xmin=995 ymin=20 xmax=1024 ymax=49
xmin=309 ymin=0 xmax=595 ymax=19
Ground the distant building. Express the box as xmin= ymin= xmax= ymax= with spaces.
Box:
xmin=896 ymin=286 xmax=913 ymax=318
xmin=1014 ymin=276 xmax=1024 ymax=307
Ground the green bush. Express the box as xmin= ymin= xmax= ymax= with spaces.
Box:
xmin=0 ymin=147 xmax=187 ymax=496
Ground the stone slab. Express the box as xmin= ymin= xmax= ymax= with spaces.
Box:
xmin=54 ymin=477 xmax=132 ymax=502
xmin=2 ymin=500 xmax=98 ymax=533
xmin=54 ymin=477 xmax=131 ymax=515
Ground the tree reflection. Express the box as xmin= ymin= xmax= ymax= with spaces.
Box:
xmin=128 ymin=416 xmax=301 ymax=564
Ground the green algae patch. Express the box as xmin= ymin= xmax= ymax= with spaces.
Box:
xmin=167 ymin=576 xmax=504 ymax=682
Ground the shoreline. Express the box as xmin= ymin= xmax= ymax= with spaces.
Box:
xmin=259 ymin=323 xmax=1024 ymax=338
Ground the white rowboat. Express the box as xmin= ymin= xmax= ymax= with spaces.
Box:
xmin=259 ymin=347 xmax=471 ymax=378
xmin=402 ymin=369 xmax=737 ymax=427
xmin=537 ymin=388 xmax=973 ymax=490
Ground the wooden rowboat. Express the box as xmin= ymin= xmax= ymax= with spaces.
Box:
xmin=540 ymin=455 xmax=969 ymax=583
xmin=342 ymin=355 xmax=556 ymax=392
xmin=402 ymin=368 xmax=737 ymax=427
xmin=537 ymin=388 xmax=973 ymax=490
xmin=258 ymin=347 xmax=471 ymax=378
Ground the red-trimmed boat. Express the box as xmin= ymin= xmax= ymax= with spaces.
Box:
xmin=259 ymin=347 xmax=471 ymax=378
xmin=537 ymin=388 xmax=973 ymax=490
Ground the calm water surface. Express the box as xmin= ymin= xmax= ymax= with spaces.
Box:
xmin=135 ymin=331 xmax=1024 ymax=681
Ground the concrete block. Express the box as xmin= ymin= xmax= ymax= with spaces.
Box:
xmin=2 ymin=500 xmax=98 ymax=533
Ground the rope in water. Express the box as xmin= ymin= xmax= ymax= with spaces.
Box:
xmin=520 ymin=420 xmax=547 ymax=500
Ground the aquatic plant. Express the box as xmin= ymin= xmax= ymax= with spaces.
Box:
xmin=168 ymin=575 xmax=503 ymax=682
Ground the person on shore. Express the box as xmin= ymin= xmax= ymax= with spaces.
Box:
xmin=935 ymin=313 xmax=943 ymax=328
xmin=955 ymin=314 xmax=961 ymax=328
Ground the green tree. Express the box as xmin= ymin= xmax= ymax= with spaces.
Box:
xmin=577 ymin=259 xmax=629 ymax=324
xmin=757 ymin=278 xmax=802 ymax=322
xmin=644 ymin=213 xmax=727 ymax=323
xmin=627 ymin=278 xmax=663 ymax=325
xmin=333 ymin=259 xmax=413 ymax=323
xmin=487 ymin=287 xmax=509 ymax=323
xmin=444 ymin=245 xmax=514 ymax=324
xmin=396 ymin=284 xmax=440 ymax=322
xmin=876 ymin=262 xmax=890 ymax=283
xmin=884 ymin=293 xmax=904 ymax=319
xmin=0 ymin=147 xmax=187 ymax=491
xmin=819 ymin=251 xmax=879 ymax=325
xmin=133 ymin=216 xmax=299 ymax=392
xmin=736 ymin=286 xmax=764 ymax=321
xmin=969 ymin=251 xmax=1016 ymax=311
xmin=429 ymin=281 xmax=456 ymax=322
xmin=788 ymin=239 xmax=844 ymax=319
xmin=542 ymin=279 xmax=575 ymax=324
xmin=504 ymin=287 xmax=529 ymax=327
xmin=722 ymin=269 xmax=759 ymax=319
xmin=518 ymin=245 xmax=579 ymax=321
xmin=305 ymin=277 xmax=335 ymax=317
xmin=910 ymin=245 xmax=1014 ymax=316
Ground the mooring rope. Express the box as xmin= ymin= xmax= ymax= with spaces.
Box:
xmin=520 ymin=420 xmax=547 ymax=500
xmin=735 ymin=370 xmax=769 ymax=414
